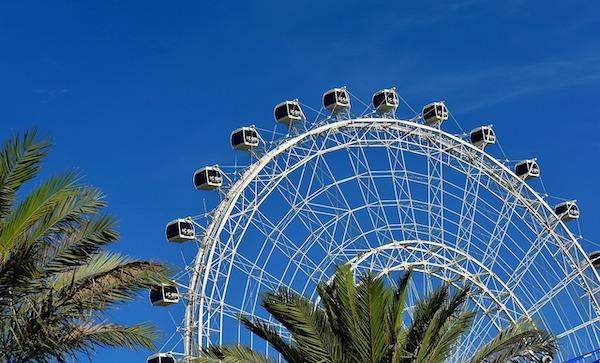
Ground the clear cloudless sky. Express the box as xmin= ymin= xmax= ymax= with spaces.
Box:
xmin=2 ymin=1 xmax=600 ymax=362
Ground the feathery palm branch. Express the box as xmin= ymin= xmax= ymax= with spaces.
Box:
xmin=196 ymin=264 xmax=558 ymax=363
xmin=0 ymin=129 xmax=172 ymax=362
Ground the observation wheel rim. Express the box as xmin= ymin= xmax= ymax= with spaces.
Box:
xmin=184 ymin=116 xmax=598 ymax=359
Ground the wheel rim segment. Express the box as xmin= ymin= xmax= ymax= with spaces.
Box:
xmin=183 ymin=117 xmax=600 ymax=361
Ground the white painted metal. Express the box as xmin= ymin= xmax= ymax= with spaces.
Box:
xmin=170 ymin=96 xmax=600 ymax=362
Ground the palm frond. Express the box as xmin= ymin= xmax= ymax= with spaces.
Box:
xmin=43 ymin=213 xmax=120 ymax=273
xmin=261 ymin=288 xmax=338 ymax=363
xmin=238 ymin=315 xmax=303 ymax=363
xmin=195 ymin=265 xmax=559 ymax=363
xmin=391 ymin=268 xmax=412 ymax=332
xmin=0 ymin=171 xmax=82 ymax=300
xmin=0 ymin=128 xmax=52 ymax=220
xmin=389 ymin=268 xmax=412 ymax=363
xmin=67 ymin=321 xmax=160 ymax=351
xmin=469 ymin=319 xmax=558 ymax=363
xmin=404 ymin=284 xmax=449 ymax=356
xmin=417 ymin=310 xmax=476 ymax=363
xmin=53 ymin=252 xmax=170 ymax=310
xmin=353 ymin=271 xmax=393 ymax=363
xmin=16 ymin=321 xmax=161 ymax=363
xmin=0 ymin=130 xmax=172 ymax=361
xmin=317 ymin=264 xmax=362 ymax=359
xmin=0 ymin=170 xmax=82 ymax=259
xmin=198 ymin=344 xmax=277 ymax=363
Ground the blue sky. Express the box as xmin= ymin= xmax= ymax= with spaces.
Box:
xmin=2 ymin=1 xmax=600 ymax=362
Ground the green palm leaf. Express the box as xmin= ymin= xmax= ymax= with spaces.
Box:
xmin=0 ymin=128 xmax=51 ymax=220
xmin=0 ymin=130 xmax=172 ymax=361
xmin=261 ymin=288 xmax=339 ymax=363
xmin=468 ymin=319 xmax=558 ymax=363
xmin=353 ymin=271 xmax=393 ymax=362
xmin=198 ymin=344 xmax=277 ymax=363
xmin=198 ymin=265 xmax=558 ymax=363
xmin=239 ymin=315 xmax=304 ymax=363
xmin=0 ymin=170 xmax=81 ymax=253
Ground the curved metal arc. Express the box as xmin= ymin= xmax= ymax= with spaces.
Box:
xmin=184 ymin=117 xmax=599 ymax=357
xmin=200 ymin=118 xmax=578 ymax=263
xmin=347 ymin=239 xmax=530 ymax=324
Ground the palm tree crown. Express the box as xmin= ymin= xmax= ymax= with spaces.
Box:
xmin=0 ymin=129 xmax=172 ymax=362
xmin=198 ymin=265 xmax=558 ymax=363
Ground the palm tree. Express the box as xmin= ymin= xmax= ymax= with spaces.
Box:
xmin=0 ymin=129 xmax=172 ymax=362
xmin=198 ymin=265 xmax=558 ymax=363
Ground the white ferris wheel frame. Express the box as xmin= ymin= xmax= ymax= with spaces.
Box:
xmin=179 ymin=116 xmax=600 ymax=361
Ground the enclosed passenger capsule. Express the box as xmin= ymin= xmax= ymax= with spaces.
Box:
xmin=470 ymin=126 xmax=496 ymax=148
xmin=274 ymin=100 xmax=303 ymax=125
xmin=165 ymin=218 xmax=195 ymax=243
xmin=231 ymin=126 xmax=259 ymax=151
xmin=147 ymin=353 xmax=176 ymax=363
xmin=323 ymin=87 xmax=350 ymax=112
xmin=372 ymin=88 xmax=399 ymax=112
xmin=514 ymin=160 xmax=540 ymax=180
xmin=589 ymin=251 xmax=600 ymax=269
xmin=150 ymin=284 xmax=180 ymax=306
xmin=194 ymin=166 xmax=222 ymax=190
xmin=422 ymin=102 xmax=448 ymax=125
xmin=554 ymin=200 xmax=579 ymax=222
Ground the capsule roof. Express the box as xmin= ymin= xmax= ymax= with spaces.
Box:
xmin=147 ymin=353 xmax=176 ymax=363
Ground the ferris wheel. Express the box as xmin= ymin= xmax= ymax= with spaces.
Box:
xmin=151 ymin=87 xmax=600 ymax=363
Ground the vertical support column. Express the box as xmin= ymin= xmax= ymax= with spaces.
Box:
xmin=184 ymin=243 xmax=206 ymax=362
xmin=455 ymin=155 xmax=483 ymax=253
xmin=427 ymin=131 xmax=444 ymax=247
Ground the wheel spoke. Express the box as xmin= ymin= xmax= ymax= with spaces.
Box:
xmin=165 ymin=96 xmax=600 ymax=362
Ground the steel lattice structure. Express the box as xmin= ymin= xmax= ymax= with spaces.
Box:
xmin=165 ymin=92 xmax=600 ymax=363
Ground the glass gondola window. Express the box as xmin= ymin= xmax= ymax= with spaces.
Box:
xmin=274 ymin=100 xmax=303 ymax=125
xmin=147 ymin=353 xmax=176 ymax=363
xmin=323 ymin=88 xmax=350 ymax=111
xmin=165 ymin=218 xmax=195 ymax=243
xmin=207 ymin=169 xmax=221 ymax=184
xmin=422 ymin=102 xmax=448 ymax=125
xmin=149 ymin=287 xmax=161 ymax=304
xmin=471 ymin=130 xmax=484 ymax=144
xmin=244 ymin=129 xmax=258 ymax=144
xmin=194 ymin=166 xmax=222 ymax=190
xmin=470 ymin=126 xmax=496 ymax=148
xmin=231 ymin=127 xmax=259 ymax=150
xmin=373 ymin=92 xmax=384 ymax=109
xmin=150 ymin=284 xmax=180 ymax=306
xmin=514 ymin=160 xmax=540 ymax=180
xmin=555 ymin=204 xmax=568 ymax=216
xmin=231 ymin=131 xmax=243 ymax=148
xmin=274 ymin=104 xmax=287 ymax=121
xmin=590 ymin=251 xmax=600 ymax=269
xmin=554 ymin=201 xmax=580 ymax=221
xmin=372 ymin=88 xmax=399 ymax=112
xmin=289 ymin=102 xmax=301 ymax=117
